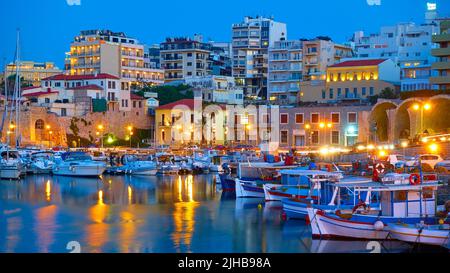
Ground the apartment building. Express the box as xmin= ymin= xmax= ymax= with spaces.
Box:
xmin=184 ymin=75 xmax=244 ymax=105
xmin=352 ymin=5 xmax=440 ymax=92
xmin=267 ymin=40 xmax=303 ymax=104
xmin=4 ymin=61 xmax=62 ymax=86
xmin=301 ymin=59 xmax=400 ymax=103
xmin=66 ymin=30 xmax=164 ymax=90
xmin=302 ymin=37 xmax=354 ymax=82
xmin=232 ymin=16 xmax=287 ymax=99
xmin=22 ymin=73 xmax=133 ymax=116
xmin=209 ymin=42 xmax=232 ymax=76
xmin=160 ymin=35 xmax=212 ymax=82
xmin=430 ymin=20 xmax=450 ymax=90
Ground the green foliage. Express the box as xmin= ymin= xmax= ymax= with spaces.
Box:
xmin=69 ymin=118 xmax=80 ymax=136
xmin=367 ymin=87 xmax=399 ymax=105
xmin=400 ymin=89 xmax=450 ymax=100
xmin=137 ymin=84 xmax=193 ymax=105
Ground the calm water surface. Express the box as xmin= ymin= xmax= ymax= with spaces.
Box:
xmin=0 ymin=174 xmax=412 ymax=253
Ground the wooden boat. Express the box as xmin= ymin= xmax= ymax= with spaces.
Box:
xmin=388 ymin=222 xmax=450 ymax=248
xmin=307 ymin=174 xmax=444 ymax=240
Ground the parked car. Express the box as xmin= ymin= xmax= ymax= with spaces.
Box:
xmin=405 ymin=154 xmax=444 ymax=169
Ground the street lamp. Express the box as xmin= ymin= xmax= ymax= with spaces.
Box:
xmin=126 ymin=125 xmax=133 ymax=148
xmin=97 ymin=124 xmax=105 ymax=149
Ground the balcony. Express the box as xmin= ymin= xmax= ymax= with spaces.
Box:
xmin=432 ymin=33 xmax=450 ymax=43
xmin=431 ymin=47 xmax=450 ymax=57
xmin=430 ymin=75 xmax=450 ymax=85
xmin=431 ymin=61 xmax=450 ymax=70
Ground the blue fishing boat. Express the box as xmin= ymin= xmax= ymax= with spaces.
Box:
xmin=307 ymin=173 xmax=445 ymax=240
xmin=218 ymin=174 xmax=236 ymax=192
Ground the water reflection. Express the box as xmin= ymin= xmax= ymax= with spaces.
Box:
xmin=0 ymin=174 xmax=415 ymax=253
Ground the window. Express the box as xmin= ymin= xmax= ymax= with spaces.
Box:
xmin=61 ymin=108 xmax=67 ymax=117
xmin=331 ymin=131 xmax=339 ymax=144
xmin=35 ymin=119 xmax=45 ymax=129
xmin=191 ymin=114 xmax=194 ymax=123
xmin=322 ymin=90 xmax=326 ymax=99
xmin=329 ymin=88 xmax=334 ymax=99
xmin=133 ymin=101 xmax=137 ymax=108
xmin=348 ymin=112 xmax=357 ymax=123
xmin=337 ymin=88 xmax=342 ymax=97
xmin=187 ymin=53 xmax=192 ymax=57
xmin=161 ymin=131 xmax=166 ymax=141
xmin=311 ymin=113 xmax=319 ymax=124
xmin=187 ymin=62 xmax=192 ymax=66
xmin=345 ymin=88 xmax=350 ymax=98
xmin=353 ymin=88 xmax=358 ymax=97
xmin=280 ymin=131 xmax=288 ymax=144
xmin=45 ymin=98 xmax=50 ymax=103
xmin=369 ymin=87 xmax=374 ymax=96
xmin=139 ymin=101 xmax=142 ymax=108
xmin=280 ymin=114 xmax=288 ymax=124
xmin=262 ymin=114 xmax=270 ymax=124
xmin=362 ymin=87 xmax=366 ymax=96
xmin=295 ymin=113 xmax=304 ymax=124
xmin=331 ymin=113 xmax=340 ymax=124
xmin=311 ymin=131 xmax=319 ymax=144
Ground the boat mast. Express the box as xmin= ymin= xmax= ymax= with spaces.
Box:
xmin=0 ymin=58 xmax=8 ymax=142
xmin=13 ymin=29 xmax=21 ymax=148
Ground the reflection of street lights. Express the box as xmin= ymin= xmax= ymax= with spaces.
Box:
xmin=412 ymin=102 xmax=431 ymax=135
xmin=46 ymin=125 xmax=51 ymax=147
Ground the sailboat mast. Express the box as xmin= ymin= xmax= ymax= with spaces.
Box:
xmin=0 ymin=60 xmax=8 ymax=142
xmin=13 ymin=29 xmax=20 ymax=148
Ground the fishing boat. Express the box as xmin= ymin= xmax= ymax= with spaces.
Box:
xmin=235 ymin=161 xmax=299 ymax=198
xmin=53 ymin=151 xmax=106 ymax=177
xmin=278 ymin=171 xmax=373 ymax=219
xmin=388 ymin=222 xmax=450 ymax=248
xmin=307 ymin=173 xmax=443 ymax=240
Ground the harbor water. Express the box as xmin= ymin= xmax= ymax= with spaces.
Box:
xmin=0 ymin=174 xmax=415 ymax=253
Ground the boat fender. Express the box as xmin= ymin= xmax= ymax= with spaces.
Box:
xmin=352 ymin=201 xmax=367 ymax=213
xmin=409 ymin=173 xmax=420 ymax=185
xmin=374 ymin=220 xmax=384 ymax=231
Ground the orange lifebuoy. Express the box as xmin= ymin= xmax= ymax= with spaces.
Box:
xmin=409 ymin=173 xmax=421 ymax=185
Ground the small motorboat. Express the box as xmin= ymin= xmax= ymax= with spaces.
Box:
xmin=388 ymin=222 xmax=450 ymax=248
xmin=0 ymin=149 xmax=23 ymax=179
xmin=30 ymin=151 xmax=55 ymax=174
xmin=53 ymin=152 xmax=106 ymax=177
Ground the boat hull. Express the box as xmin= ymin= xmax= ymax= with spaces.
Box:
xmin=0 ymin=168 xmax=21 ymax=179
xmin=388 ymin=223 xmax=450 ymax=247
xmin=53 ymin=165 xmax=105 ymax=177
xmin=307 ymin=208 xmax=432 ymax=240
xmin=235 ymin=179 xmax=265 ymax=198
xmin=219 ymin=174 xmax=235 ymax=191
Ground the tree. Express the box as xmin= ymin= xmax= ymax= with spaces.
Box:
xmin=0 ymin=74 xmax=32 ymax=96
xmin=367 ymin=87 xmax=399 ymax=105
xmin=137 ymin=84 xmax=193 ymax=105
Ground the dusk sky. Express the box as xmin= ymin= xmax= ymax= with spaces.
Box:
xmin=1 ymin=0 xmax=449 ymax=68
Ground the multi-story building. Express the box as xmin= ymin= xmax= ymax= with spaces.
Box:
xmin=209 ymin=42 xmax=232 ymax=76
xmin=155 ymin=99 xmax=227 ymax=146
xmin=430 ymin=20 xmax=450 ymax=90
xmin=184 ymin=75 xmax=244 ymax=105
xmin=267 ymin=40 xmax=303 ymax=104
xmin=147 ymin=44 xmax=161 ymax=69
xmin=302 ymin=37 xmax=354 ymax=82
xmin=232 ymin=16 xmax=287 ymax=99
xmin=278 ymin=104 xmax=372 ymax=149
xmin=23 ymin=73 xmax=131 ymax=116
xmin=160 ymin=35 xmax=212 ymax=82
xmin=352 ymin=5 xmax=440 ymax=92
xmin=4 ymin=61 xmax=62 ymax=86
xmin=301 ymin=59 xmax=400 ymax=103
xmin=66 ymin=30 xmax=164 ymax=90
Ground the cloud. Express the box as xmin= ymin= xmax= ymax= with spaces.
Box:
xmin=66 ymin=0 xmax=81 ymax=6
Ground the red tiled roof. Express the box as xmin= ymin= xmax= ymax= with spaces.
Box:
xmin=157 ymin=99 xmax=196 ymax=110
xmin=67 ymin=84 xmax=103 ymax=91
xmin=23 ymin=90 xmax=59 ymax=97
xmin=130 ymin=93 xmax=146 ymax=100
xmin=328 ymin=59 xmax=387 ymax=68
xmin=42 ymin=73 xmax=119 ymax=81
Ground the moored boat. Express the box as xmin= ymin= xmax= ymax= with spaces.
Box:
xmin=53 ymin=152 xmax=106 ymax=177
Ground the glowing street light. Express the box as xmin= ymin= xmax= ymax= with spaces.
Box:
xmin=412 ymin=102 xmax=431 ymax=135
xmin=429 ymin=143 xmax=438 ymax=153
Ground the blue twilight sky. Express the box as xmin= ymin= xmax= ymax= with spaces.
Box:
xmin=0 ymin=0 xmax=449 ymax=68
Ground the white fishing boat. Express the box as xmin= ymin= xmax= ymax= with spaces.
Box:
xmin=388 ymin=222 xmax=450 ymax=248
xmin=53 ymin=152 xmax=106 ymax=177
xmin=307 ymin=173 xmax=443 ymax=240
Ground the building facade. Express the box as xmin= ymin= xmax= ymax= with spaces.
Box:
xmin=66 ymin=30 xmax=164 ymax=90
xmin=352 ymin=5 xmax=440 ymax=92
xmin=430 ymin=20 xmax=450 ymax=90
xmin=301 ymin=59 xmax=400 ymax=103
xmin=232 ymin=16 xmax=287 ymax=99
xmin=160 ymin=35 xmax=212 ymax=82
xmin=267 ymin=40 xmax=303 ymax=104
xmin=4 ymin=61 xmax=62 ymax=87
xmin=184 ymin=75 xmax=244 ymax=105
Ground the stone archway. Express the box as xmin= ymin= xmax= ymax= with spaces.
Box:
xmin=369 ymin=100 xmax=398 ymax=143
xmin=394 ymin=98 xmax=423 ymax=141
